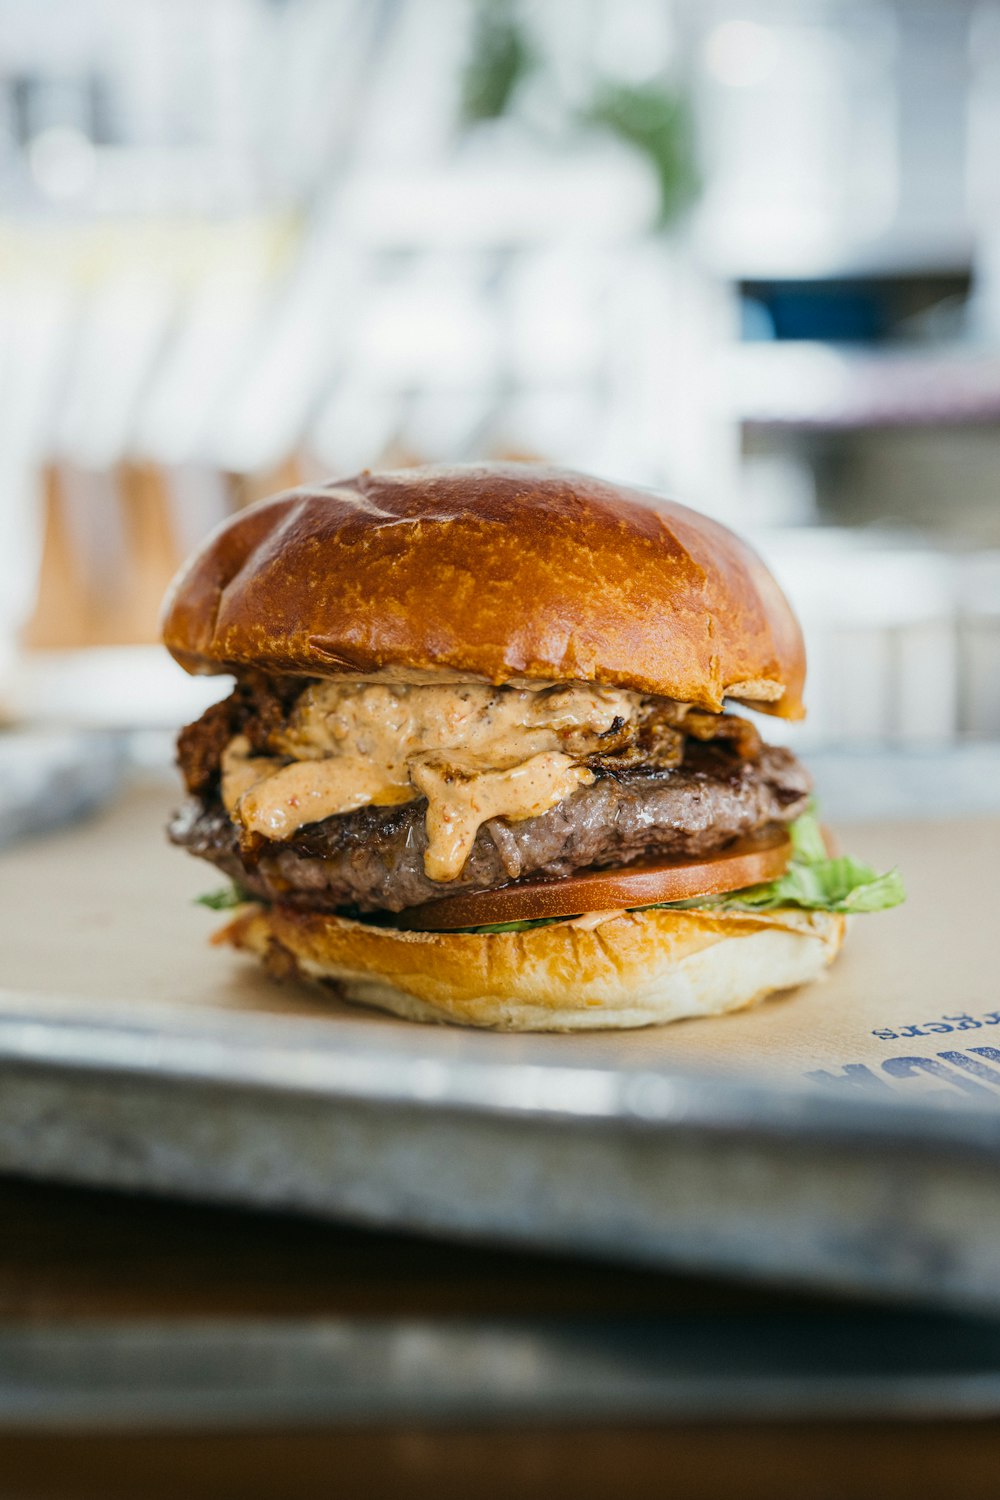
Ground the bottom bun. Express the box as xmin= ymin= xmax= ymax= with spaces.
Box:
xmin=217 ymin=902 xmax=846 ymax=1032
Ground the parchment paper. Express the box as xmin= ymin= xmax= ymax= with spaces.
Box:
xmin=1 ymin=778 xmax=995 ymax=1107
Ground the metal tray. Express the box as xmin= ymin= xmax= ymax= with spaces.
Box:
xmin=2 ymin=988 xmax=1000 ymax=1316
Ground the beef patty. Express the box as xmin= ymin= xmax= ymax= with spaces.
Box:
xmin=170 ymin=742 xmax=810 ymax=914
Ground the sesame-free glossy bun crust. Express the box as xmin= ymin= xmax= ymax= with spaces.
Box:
xmin=162 ymin=463 xmax=805 ymax=716
xmin=217 ymin=902 xmax=844 ymax=1031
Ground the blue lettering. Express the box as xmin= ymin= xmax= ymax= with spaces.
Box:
xmin=806 ymin=1064 xmax=891 ymax=1091
xmin=937 ymin=1051 xmax=1000 ymax=1088
xmin=882 ymin=1055 xmax=995 ymax=1097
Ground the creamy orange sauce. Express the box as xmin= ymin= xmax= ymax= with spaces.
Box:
xmin=220 ymin=737 xmax=272 ymax=808
xmin=221 ymin=681 xmax=641 ymax=881
xmin=410 ymin=753 xmax=594 ymax=883
xmin=566 ymin=909 xmax=627 ymax=930
xmin=269 ymin=681 xmax=639 ymax=766
xmin=223 ymin=738 xmax=414 ymax=841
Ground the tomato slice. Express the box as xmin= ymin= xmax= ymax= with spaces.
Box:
xmin=397 ymin=826 xmax=792 ymax=931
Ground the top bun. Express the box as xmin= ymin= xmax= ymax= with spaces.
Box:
xmin=162 ymin=463 xmax=805 ymax=717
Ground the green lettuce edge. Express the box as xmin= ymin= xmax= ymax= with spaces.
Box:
xmin=195 ymin=883 xmax=254 ymax=911
xmin=455 ymin=807 xmax=905 ymax=934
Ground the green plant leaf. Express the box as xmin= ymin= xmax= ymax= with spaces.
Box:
xmin=583 ymin=80 xmax=699 ymax=226
xmin=460 ymin=0 xmax=535 ymax=124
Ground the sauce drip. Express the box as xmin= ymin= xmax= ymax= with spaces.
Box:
xmin=410 ymin=754 xmax=593 ymax=883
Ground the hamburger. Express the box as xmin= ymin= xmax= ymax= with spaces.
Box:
xmin=163 ymin=463 xmax=903 ymax=1031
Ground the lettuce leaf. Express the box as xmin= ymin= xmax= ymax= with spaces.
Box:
xmin=670 ymin=855 xmax=905 ymax=915
xmin=656 ymin=808 xmax=905 ymax=915
xmin=195 ymin=882 xmax=253 ymax=910
xmin=456 ymin=808 xmax=904 ymax=932
xmin=789 ymin=805 xmax=829 ymax=864
xmin=457 ymin=915 xmax=568 ymax=934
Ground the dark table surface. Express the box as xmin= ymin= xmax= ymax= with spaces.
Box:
xmin=3 ymin=1174 xmax=1000 ymax=1500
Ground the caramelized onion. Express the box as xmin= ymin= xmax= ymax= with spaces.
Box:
xmin=397 ymin=826 xmax=792 ymax=931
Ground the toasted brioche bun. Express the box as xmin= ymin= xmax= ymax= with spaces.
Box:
xmin=162 ymin=463 xmax=805 ymax=717
xmin=217 ymin=903 xmax=844 ymax=1032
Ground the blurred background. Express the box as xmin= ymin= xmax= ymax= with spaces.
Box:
xmin=1 ymin=0 xmax=999 ymax=804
